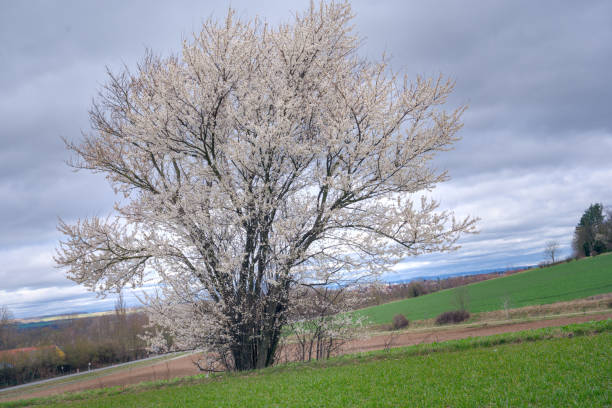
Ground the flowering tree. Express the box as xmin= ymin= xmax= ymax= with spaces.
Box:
xmin=56 ymin=1 xmax=477 ymax=371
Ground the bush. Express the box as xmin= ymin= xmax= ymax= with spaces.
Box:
xmin=391 ymin=314 xmax=409 ymax=330
xmin=435 ymin=310 xmax=470 ymax=325
xmin=407 ymin=281 xmax=425 ymax=298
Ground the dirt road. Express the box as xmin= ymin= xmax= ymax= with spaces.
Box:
xmin=3 ymin=312 xmax=610 ymax=402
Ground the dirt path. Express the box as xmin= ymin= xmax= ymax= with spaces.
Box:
xmin=342 ymin=312 xmax=612 ymax=354
xmin=3 ymin=312 xmax=610 ymax=402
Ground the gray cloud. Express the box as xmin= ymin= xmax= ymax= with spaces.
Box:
xmin=1 ymin=0 xmax=611 ymax=317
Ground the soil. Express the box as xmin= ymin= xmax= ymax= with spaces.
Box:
xmin=3 ymin=312 xmax=610 ymax=402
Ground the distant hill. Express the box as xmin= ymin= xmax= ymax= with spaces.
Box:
xmin=358 ymin=254 xmax=612 ymax=324
xmin=386 ymin=265 xmax=534 ymax=284
xmin=14 ymin=308 xmax=143 ymax=329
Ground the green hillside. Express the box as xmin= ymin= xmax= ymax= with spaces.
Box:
xmin=358 ymin=254 xmax=612 ymax=324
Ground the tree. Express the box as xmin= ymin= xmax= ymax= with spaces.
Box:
xmin=452 ymin=286 xmax=470 ymax=312
xmin=56 ymin=1 xmax=477 ymax=371
xmin=543 ymin=240 xmax=560 ymax=264
xmin=603 ymin=209 xmax=612 ymax=250
xmin=0 ymin=305 xmax=16 ymax=350
xmin=572 ymin=203 xmax=607 ymax=257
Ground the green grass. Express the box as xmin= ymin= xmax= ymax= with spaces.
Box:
xmin=359 ymin=253 xmax=612 ymax=324
xmin=5 ymin=320 xmax=611 ymax=407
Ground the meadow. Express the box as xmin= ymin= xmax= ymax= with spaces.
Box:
xmin=3 ymin=320 xmax=610 ymax=407
xmin=359 ymin=254 xmax=612 ymax=324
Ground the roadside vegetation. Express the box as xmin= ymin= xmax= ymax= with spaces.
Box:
xmin=3 ymin=320 xmax=610 ymax=407
xmin=0 ymin=352 xmax=188 ymax=403
xmin=0 ymin=296 xmax=150 ymax=388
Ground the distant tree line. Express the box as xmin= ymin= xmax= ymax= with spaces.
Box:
xmin=0 ymin=295 xmax=150 ymax=388
xmin=358 ymin=268 xmax=525 ymax=308
xmin=573 ymin=203 xmax=612 ymax=258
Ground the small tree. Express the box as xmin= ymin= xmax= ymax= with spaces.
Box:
xmin=603 ymin=209 xmax=612 ymax=250
xmin=284 ymin=285 xmax=366 ymax=363
xmin=0 ymin=305 xmax=16 ymax=350
xmin=453 ymin=286 xmax=470 ymax=312
xmin=56 ymin=1 xmax=477 ymax=371
xmin=407 ymin=281 xmax=425 ymax=297
xmin=544 ymin=240 xmax=560 ymax=264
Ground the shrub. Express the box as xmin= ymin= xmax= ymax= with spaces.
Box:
xmin=435 ymin=310 xmax=470 ymax=325
xmin=391 ymin=314 xmax=409 ymax=330
xmin=407 ymin=281 xmax=425 ymax=298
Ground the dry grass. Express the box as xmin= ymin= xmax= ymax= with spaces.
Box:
xmin=475 ymin=293 xmax=612 ymax=321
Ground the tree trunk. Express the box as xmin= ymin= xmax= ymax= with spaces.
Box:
xmin=230 ymin=330 xmax=280 ymax=370
xmin=229 ymin=306 xmax=284 ymax=371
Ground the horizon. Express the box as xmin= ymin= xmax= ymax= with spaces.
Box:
xmin=12 ymin=263 xmax=541 ymax=320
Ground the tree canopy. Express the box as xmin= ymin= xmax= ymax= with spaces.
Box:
xmin=56 ymin=1 xmax=477 ymax=370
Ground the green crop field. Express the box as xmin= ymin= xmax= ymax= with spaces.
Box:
xmin=5 ymin=321 xmax=610 ymax=407
xmin=358 ymin=253 xmax=612 ymax=325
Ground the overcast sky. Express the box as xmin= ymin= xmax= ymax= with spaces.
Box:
xmin=1 ymin=0 xmax=611 ymax=318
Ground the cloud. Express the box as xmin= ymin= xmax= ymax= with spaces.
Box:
xmin=0 ymin=244 xmax=62 ymax=291
xmin=385 ymin=164 xmax=612 ymax=280
xmin=2 ymin=286 xmax=147 ymax=318
xmin=1 ymin=0 xmax=611 ymax=317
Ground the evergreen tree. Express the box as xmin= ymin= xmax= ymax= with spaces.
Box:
xmin=573 ymin=203 xmax=607 ymax=257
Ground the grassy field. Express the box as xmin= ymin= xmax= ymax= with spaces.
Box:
xmin=359 ymin=254 xmax=612 ymax=325
xmin=4 ymin=320 xmax=610 ymax=407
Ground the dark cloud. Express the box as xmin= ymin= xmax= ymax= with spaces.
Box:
xmin=1 ymin=0 xmax=611 ymax=317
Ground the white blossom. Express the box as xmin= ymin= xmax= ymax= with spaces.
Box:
xmin=56 ymin=1 xmax=477 ymax=371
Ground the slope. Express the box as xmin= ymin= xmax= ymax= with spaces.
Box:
xmin=358 ymin=253 xmax=612 ymax=324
